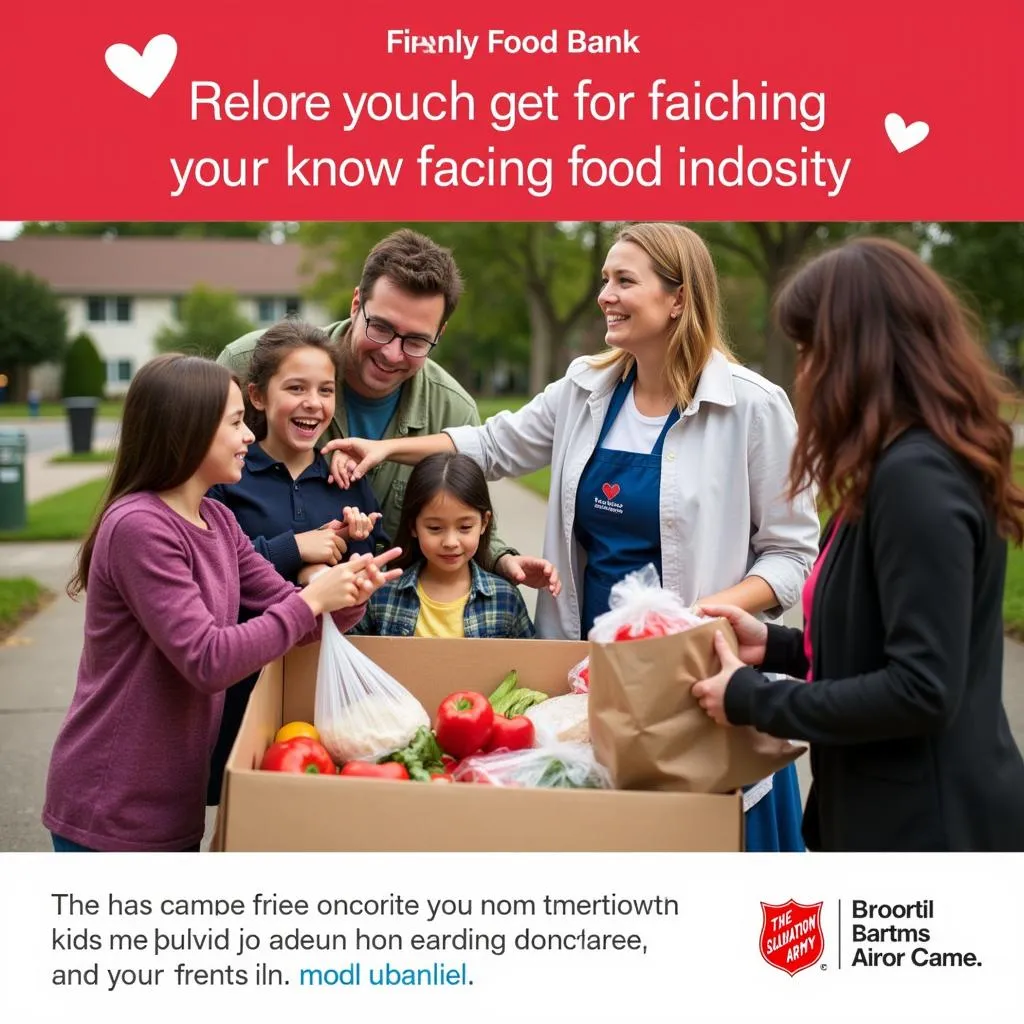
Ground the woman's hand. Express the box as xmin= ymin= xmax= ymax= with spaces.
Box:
xmin=496 ymin=554 xmax=562 ymax=597
xmin=300 ymin=548 xmax=403 ymax=615
xmin=295 ymin=524 xmax=347 ymax=566
xmin=322 ymin=437 xmax=391 ymax=487
xmin=695 ymin=602 xmax=768 ymax=666
xmin=690 ymin=631 xmax=746 ymax=726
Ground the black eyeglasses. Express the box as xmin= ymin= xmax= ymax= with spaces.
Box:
xmin=359 ymin=304 xmax=438 ymax=358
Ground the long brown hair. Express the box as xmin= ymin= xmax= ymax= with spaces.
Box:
xmin=392 ymin=452 xmax=496 ymax=572
xmin=590 ymin=223 xmax=737 ymax=409
xmin=68 ymin=354 xmax=236 ymax=597
xmin=777 ymin=236 xmax=1024 ymax=543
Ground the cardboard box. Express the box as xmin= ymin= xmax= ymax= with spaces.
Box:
xmin=213 ymin=637 xmax=743 ymax=852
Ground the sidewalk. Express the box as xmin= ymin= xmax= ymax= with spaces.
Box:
xmin=23 ymin=449 xmax=114 ymax=503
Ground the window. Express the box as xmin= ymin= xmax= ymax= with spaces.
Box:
xmin=106 ymin=360 xmax=133 ymax=385
xmin=86 ymin=296 xmax=134 ymax=322
xmin=256 ymin=296 xmax=301 ymax=324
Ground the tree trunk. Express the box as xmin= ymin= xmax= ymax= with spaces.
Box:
xmin=526 ymin=289 xmax=554 ymax=396
xmin=8 ymin=365 xmax=30 ymax=402
xmin=761 ymin=268 xmax=795 ymax=397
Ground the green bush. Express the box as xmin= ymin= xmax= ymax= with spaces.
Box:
xmin=61 ymin=332 xmax=106 ymax=398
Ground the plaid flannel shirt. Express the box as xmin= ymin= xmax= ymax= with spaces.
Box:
xmin=349 ymin=560 xmax=535 ymax=639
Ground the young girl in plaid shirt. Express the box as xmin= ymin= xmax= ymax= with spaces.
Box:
xmin=351 ymin=452 xmax=555 ymax=638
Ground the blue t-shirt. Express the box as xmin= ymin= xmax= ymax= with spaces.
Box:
xmin=344 ymin=383 xmax=402 ymax=440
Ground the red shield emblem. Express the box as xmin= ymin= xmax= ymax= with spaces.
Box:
xmin=759 ymin=900 xmax=823 ymax=976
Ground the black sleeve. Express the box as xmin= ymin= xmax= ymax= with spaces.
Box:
xmin=724 ymin=444 xmax=980 ymax=745
xmin=758 ymin=624 xmax=809 ymax=677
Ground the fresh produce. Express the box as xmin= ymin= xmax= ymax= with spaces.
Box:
xmin=339 ymin=761 xmax=410 ymax=780
xmin=525 ymin=693 xmax=590 ymax=744
xmin=274 ymin=721 xmax=320 ymax=744
xmin=488 ymin=670 xmax=549 ymax=718
xmin=453 ymin=744 xmax=610 ymax=789
xmin=613 ymin=612 xmax=679 ymax=642
xmin=535 ymin=754 xmax=607 ymax=789
xmin=378 ymin=726 xmax=447 ymax=782
xmin=482 ymin=715 xmax=535 ymax=753
xmin=435 ymin=691 xmax=494 ymax=758
xmin=260 ymin=737 xmax=335 ymax=775
xmin=317 ymin=691 xmax=430 ymax=763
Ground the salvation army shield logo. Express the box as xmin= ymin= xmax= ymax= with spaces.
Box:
xmin=759 ymin=900 xmax=823 ymax=976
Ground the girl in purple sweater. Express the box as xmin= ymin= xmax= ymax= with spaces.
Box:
xmin=42 ymin=354 xmax=401 ymax=852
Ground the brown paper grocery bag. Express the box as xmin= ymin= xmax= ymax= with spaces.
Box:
xmin=587 ymin=617 xmax=805 ymax=793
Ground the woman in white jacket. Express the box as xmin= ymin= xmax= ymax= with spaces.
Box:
xmin=326 ymin=222 xmax=821 ymax=851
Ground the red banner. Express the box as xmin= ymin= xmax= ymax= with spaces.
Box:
xmin=1 ymin=0 xmax=1020 ymax=219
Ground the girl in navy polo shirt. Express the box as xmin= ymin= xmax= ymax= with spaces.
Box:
xmin=205 ymin=319 xmax=387 ymax=803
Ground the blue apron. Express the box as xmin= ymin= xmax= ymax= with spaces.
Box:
xmin=574 ymin=368 xmax=805 ymax=852
xmin=574 ymin=367 xmax=679 ymax=637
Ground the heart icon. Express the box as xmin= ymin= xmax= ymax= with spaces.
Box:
xmin=104 ymin=34 xmax=177 ymax=98
xmin=602 ymin=483 xmax=620 ymax=500
xmin=885 ymin=113 xmax=929 ymax=154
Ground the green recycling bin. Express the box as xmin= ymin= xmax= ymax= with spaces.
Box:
xmin=0 ymin=429 xmax=27 ymax=531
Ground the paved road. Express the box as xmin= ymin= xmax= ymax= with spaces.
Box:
xmin=0 ymin=417 xmax=119 ymax=454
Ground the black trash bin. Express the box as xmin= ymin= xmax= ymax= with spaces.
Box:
xmin=65 ymin=397 xmax=99 ymax=455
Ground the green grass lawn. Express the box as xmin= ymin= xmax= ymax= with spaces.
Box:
xmin=0 ymin=478 xmax=107 ymax=542
xmin=49 ymin=450 xmax=117 ymax=464
xmin=0 ymin=400 xmax=124 ymax=419
xmin=0 ymin=576 xmax=51 ymax=640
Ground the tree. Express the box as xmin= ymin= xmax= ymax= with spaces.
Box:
xmin=0 ymin=264 xmax=67 ymax=400
xmin=299 ymin=222 xmax=610 ymax=393
xmin=155 ymin=285 xmax=255 ymax=360
xmin=919 ymin=223 xmax=1024 ymax=382
xmin=515 ymin=222 xmax=612 ymax=393
xmin=699 ymin=223 xmax=917 ymax=390
xmin=61 ymin=332 xmax=106 ymax=398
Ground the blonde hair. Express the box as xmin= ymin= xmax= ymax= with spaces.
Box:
xmin=590 ymin=223 xmax=736 ymax=409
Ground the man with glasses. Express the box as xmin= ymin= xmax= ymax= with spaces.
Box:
xmin=217 ymin=228 xmax=552 ymax=590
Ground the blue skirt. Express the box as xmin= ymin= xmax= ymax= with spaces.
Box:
xmin=743 ymin=763 xmax=805 ymax=852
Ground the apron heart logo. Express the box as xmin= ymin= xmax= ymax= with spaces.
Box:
xmin=104 ymin=34 xmax=177 ymax=98
xmin=602 ymin=483 xmax=621 ymax=500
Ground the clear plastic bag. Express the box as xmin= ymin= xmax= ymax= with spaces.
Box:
xmin=567 ymin=656 xmax=590 ymax=694
xmin=452 ymin=742 xmax=612 ymax=789
xmin=313 ymin=613 xmax=430 ymax=763
xmin=524 ymin=694 xmax=590 ymax=745
xmin=588 ymin=563 xmax=706 ymax=643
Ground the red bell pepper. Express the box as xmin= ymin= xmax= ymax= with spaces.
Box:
xmin=614 ymin=613 xmax=678 ymax=642
xmin=260 ymin=737 xmax=335 ymax=775
xmin=339 ymin=761 xmax=410 ymax=781
xmin=435 ymin=690 xmax=494 ymax=758
xmin=482 ymin=715 xmax=535 ymax=753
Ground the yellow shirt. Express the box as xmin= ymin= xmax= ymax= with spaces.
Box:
xmin=414 ymin=581 xmax=469 ymax=638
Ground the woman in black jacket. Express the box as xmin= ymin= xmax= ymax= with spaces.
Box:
xmin=692 ymin=237 xmax=1024 ymax=852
